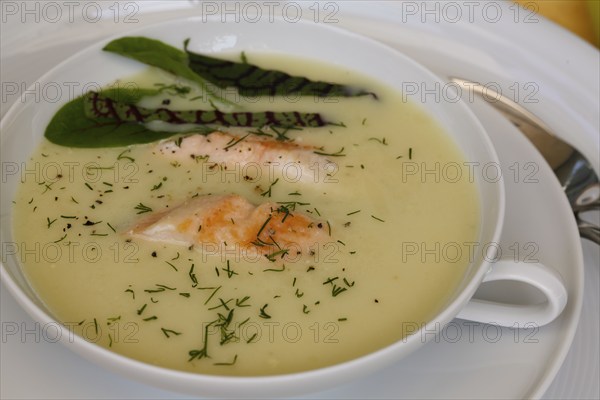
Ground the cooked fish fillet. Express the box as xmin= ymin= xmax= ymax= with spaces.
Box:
xmin=127 ymin=194 xmax=328 ymax=262
xmin=156 ymin=132 xmax=336 ymax=184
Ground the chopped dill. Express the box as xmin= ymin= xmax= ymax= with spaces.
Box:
xmin=222 ymin=260 xmax=238 ymax=278
xmin=260 ymin=178 xmax=279 ymax=197
xmin=246 ymin=333 xmax=258 ymax=343
xmin=323 ymin=277 xmax=339 ymax=285
xmin=271 ymin=125 xmax=300 ymax=141
xmin=188 ymin=322 xmax=214 ymax=361
xmin=208 ymin=297 xmax=232 ymax=311
xmin=256 ymin=215 xmax=272 ymax=239
xmin=265 ymin=249 xmax=289 ymax=263
xmin=136 ymin=304 xmax=147 ymax=315
xmin=263 ymin=263 xmax=286 ymax=272
xmin=154 ymin=83 xmax=191 ymax=97
xmin=165 ymin=261 xmax=178 ymax=271
xmin=214 ymin=354 xmax=238 ymax=366
xmin=189 ymin=263 xmax=198 ymax=286
xmin=144 ymin=284 xmax=176 ymax=293
xmin=276 ymin=201 xmax=310 ymax=211
xmin=314 ymin=147 xmax=346 ymax=157
xmin=117 ymin=149 xmax=135 ymax=162
xmin=332 ymin=286 xmax=347 ymax=297
xmin=235 ymin=296 xmax=251 ymax=307
xmin=259 ymin=304 xmax=271 ymax=319
xmin=203 ymin=286 xmax=222 ymax=305
xmin=53 ymin=234 xmax=67 ymax=243
xmin=134 ymin=203 xmax=153 ymax=214
xmin=161 ymin=328 xmax=182 ymax=338
xmin=248 ymin=127 xmax=273 ymax=138
xmin=368 ymin=137 xmax=388 ymax=145
xmin=223 ymin=133 xmax=251 ymax=150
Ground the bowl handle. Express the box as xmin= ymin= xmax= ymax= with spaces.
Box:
xmin=456 ymin=260 xmax=568 ymax=327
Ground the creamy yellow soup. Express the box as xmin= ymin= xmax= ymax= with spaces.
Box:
xmin=12 ymin=56 xmax=479 ymax=376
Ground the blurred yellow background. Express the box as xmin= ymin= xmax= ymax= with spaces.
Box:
xmin=515 ymin=0 xmax=600 ymax=47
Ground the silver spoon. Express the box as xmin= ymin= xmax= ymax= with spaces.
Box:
xmin=451 ymin=77 xmax=599 ymax=244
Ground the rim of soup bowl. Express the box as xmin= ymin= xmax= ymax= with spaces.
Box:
xmin=0 ymin=16 xmax=504 ymax=398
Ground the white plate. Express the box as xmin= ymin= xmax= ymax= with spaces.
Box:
xmin=1 ymin=2 xmax=598 ymax=399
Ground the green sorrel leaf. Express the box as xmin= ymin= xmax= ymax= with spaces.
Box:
xmin=45 ymin=88 xmax=178 ymax=148
xmin=184 ymin=40 xmax=377 ymax=98
xmin=103 ymin=37 xmax=223 ymax=102
xmin=45 ymin=88 xmax=328 ymax=148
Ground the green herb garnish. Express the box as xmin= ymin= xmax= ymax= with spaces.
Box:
xmin=221 ymin=260 xmax=238 ymax=278
xmin=214 ymin=354 xmax=238 ymax=366
xmin=235 ymin=296 xmax=251 ymax=307
xmin=134 ymin=203 xmax=153 ymax=214
xmin=259 ymin=304 xmax=271 ymax=319
xmin=183 ymin=41 xmax=376 ymax=98
xmin=161 ymin=328 xmax=182 ymax=338
xmin=313 ymin=147 xmax=346 ymax=157
xmin=260 ymin=178 xmax=279 ymax=198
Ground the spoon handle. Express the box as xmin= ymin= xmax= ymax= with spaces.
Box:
xmin=450 ymin=77 xmax=600 ymax=245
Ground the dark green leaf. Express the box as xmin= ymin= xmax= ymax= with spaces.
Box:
xmin=84 ymin=90 xmax=326 ymax=128
xmin=184 ymin=40 xmax=377 ymax=98
xmin=45 ymin=88 xmax=327 ymax=148
xmin=45 ymin=88 xmax=176 ymax=148
xmin=103 ymin=36 xmax=218 ymax=99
